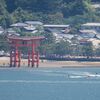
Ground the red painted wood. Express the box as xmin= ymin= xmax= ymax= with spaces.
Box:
xmin=8 ymin=36 xmax=44 ymax=67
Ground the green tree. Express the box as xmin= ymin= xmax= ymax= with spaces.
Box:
xmin=82 ymin=43 xmax=94 ymax=58
xmin=62 ymin=0 xmax=92 ymax=17
xmin=54 ymin=40 xmax=70 ymax=56
xmin=39 ymin=31 xmax=56 ymax=55
xmin=0 ymin=0 xmax=7 ymax=15
xmin=95 ymin=48 xmax=100 ymax=56
xmin=0 ymin=35 xmax=9 ymax=52
xmin=0 ymin=14 xmax=13 ymax=28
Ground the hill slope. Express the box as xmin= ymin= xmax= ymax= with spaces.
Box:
xmin=0 ymin=0 xmax=100 ymax=28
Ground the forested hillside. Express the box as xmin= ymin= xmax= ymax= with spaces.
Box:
xmin=0 ymin=0 xmax=100 ymax=28
xmin=0 ymin=0 xmax=100 ymax=57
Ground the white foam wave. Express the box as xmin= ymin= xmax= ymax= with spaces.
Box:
xmin=0 ymin=80 xmax=100 ymax=84
xmin=69 ymin=75 xmax=87 ymax=78
xmin=68 ymin=71 xmax=100 ymax=78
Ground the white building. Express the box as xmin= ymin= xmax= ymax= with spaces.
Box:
xmin=79 ymin=29 xmax=97 ymax=38
xmin=0 ymin=26 xmax=4 ymax=34
xmin=81 ymin=23 xmax=100 ymax=32
xmin=88 ymin=38 xmax=100 ymax=49
xmin=91 ymin=3 xmax=100 ymax=11
xmin=43 ymin=24 xmax=69 ymax=28
xmin=44 ymin=24 xmax=70 ymax=34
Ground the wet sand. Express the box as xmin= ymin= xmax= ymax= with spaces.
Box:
xmin=0 ymin=57 xmax=100 ymax=68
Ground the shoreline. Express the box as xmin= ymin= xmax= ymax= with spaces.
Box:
xmin=0 ymin=57 xmax=100 ymax=68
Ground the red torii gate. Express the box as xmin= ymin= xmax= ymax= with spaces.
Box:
xmin=8 ymin=36 xmax=44 ymax=68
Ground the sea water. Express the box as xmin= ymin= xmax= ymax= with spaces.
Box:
xmin=0 ymin=67 xmax=100 ymax=100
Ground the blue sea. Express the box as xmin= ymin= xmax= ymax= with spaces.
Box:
xmin=0 ymin=67 xmax=100 ymax=100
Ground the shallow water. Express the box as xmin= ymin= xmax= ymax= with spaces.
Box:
xmin=0 ymin=67 xmax=100 ymax=100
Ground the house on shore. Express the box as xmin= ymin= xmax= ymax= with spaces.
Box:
xmin=81 ymin=23 xmax=100 ymax=32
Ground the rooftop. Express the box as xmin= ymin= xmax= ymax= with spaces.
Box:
xmin=82 ymin=23 xmax=100 ymax=27
xmin=44 ymin=24 xmax=69 ymax=28
xmin=25 ymin=21 xmax=43 ymax=25
xmin=24 ymin=26 xmax=36 ymax=31
xmin=8 ymin=36 xmax=44 ymax=41
xmin=10 ymin=23 xmax=28 ymax=27
xmin=80 ymin=30 xmax=97 ymax=34
xmin=91 ymin=4 xmax=100 ymax=8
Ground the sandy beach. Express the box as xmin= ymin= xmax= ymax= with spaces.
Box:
xmin=0 ymin=57 xmax=100 ymax=68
